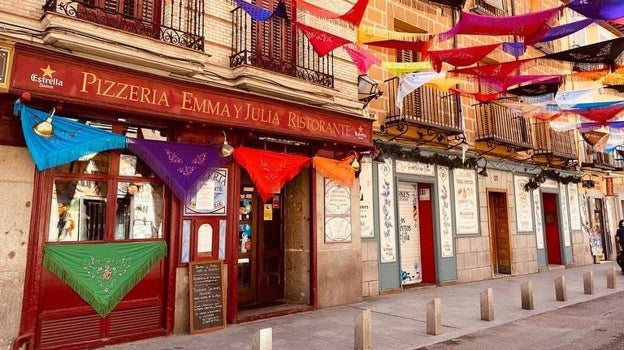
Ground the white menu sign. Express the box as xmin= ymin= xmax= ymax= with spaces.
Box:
xmin=514 ymin=175 xmax=534 ymax=232
xmin=453 ymin=168 xmax=478 ymax=235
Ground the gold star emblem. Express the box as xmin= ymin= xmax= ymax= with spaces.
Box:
xmin=40 ymin=65 xmax=56 ymax=79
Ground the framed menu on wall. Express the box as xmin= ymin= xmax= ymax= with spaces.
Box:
xmin=185 ymin=168 xmax=228 ymax=215
xmin=453 ymin=168 xmax=478 ymax=235
xmin=514 ymin=175 xmax=533 ymax=232
xmin=324 ymin=179 xmax=352 ymax=243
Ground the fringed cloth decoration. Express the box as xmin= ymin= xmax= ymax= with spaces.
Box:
xmin=502 ymin=42 xmax=527 ymax=58
xmin=343 ymin=45 xmax=381 ymax=74
xmin=581 ymin=130 xmax=610 ymax=151
xmin=381 ymin=61 xmax=434 ymax=76
xmin=507 ymin=81 xmax=561 ymax=97
xmin=539 ymin=18 xmax=594 ymax=43
xmin=13 ymin=102 xmax=127 ymax=171
xmin=295 ymin=22 xmax=351 ymax=57
xmin=233 ymin=147 xmax=311 ymax=202
xmin=480 ymin=75 xmax=561 ymax=93
xmin=566 ymin=103 xmax=624 ymax=124
xmin=43 ymin=241 xmax=167 ymax=316
xmin=296 ymin=0 xmax=369 ymax=26
xmin=397 ymin=72 xmax=447 ymax=111
xmin=449 ymin=59 xmax=532 ymax=79
xmin=312 ymin=155 xmax=355 ymax=188
xmin=567 ymin=0 xmax=624 ymax=20
xmin=438 ymin=6 xmax=563 ymax=43
xmin=428 ymin=43 xmax=499 ymax=72
xmin=541 ymin=37 xmax=624 ymax=66
xmin=127 ymin=139 xmax=225 ymax=201
xmin=449 ymin=88 xmax=500 ymax=103
xmin=357 ymin=25 xmax=429 ymax=44
xmin=425 ymin=76 xmax=467 ymax=91
xmin=364 ymin=38 xmax=432 ymax=58
xmin=233 ymin=0 xmax=288 ymax=21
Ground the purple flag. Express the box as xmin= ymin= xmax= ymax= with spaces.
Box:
xmin=128 ymin=139 xmax=226 ymax=201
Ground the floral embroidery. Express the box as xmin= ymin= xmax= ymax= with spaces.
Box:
xmin=83 ymin=256 xmax=131 ymax=294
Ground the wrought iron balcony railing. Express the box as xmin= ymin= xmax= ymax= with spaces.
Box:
xmin=614 ymin=146 xmax=624 ymax=171
xmin=42 ymin=0 xmax=204 ymax=51
xmin=532 ymin=122 xmax=577 ymax=166
xmin=230 ymin=6 xmax=333 ymax=87
xmin=475 ymin=103 xmax=533 ymax=152
xmin=582 ymin=146 xmax=616 ymax=170
xmin=471 ymin=0 xmax=508 ymax=16
xmin=384 ymin=77 xmax=463 ymax=142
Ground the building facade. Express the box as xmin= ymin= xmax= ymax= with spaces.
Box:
xmin=1 ymin=0 xmax=623 ymax=349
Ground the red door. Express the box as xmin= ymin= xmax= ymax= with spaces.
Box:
xmin=418 ymin=183 xmax=436 ymax=284
xmin=543 ymin=193 xmax=562 ymax=265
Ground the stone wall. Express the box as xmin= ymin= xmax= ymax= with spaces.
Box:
xmin=0 ymin=146 xmax=34 ymax=349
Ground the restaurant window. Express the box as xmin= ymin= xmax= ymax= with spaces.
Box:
xmin=48 ymin=122 xmax=167 ymax=242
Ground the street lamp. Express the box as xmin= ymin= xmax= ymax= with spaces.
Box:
xmin=358 ymin=74 xmax=383 ymax=109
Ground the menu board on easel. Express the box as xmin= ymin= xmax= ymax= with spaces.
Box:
xmin=189 ymin=260 xmax=226 ymax=334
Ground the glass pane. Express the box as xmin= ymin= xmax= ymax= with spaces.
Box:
xmin=115 ymin=181 xmax=164 ymax=240
xmin=197 ymin=224 xmax=213 ymax=255
xmin=181 ymin=220 xmax=191 ymax=264
xmin=49 ymin=179 xmax=108 ymax=242
xmin=118 ymin=152 xmax=158 ymax=178
xmin=53 ymin=152 xmax=110 ymax=175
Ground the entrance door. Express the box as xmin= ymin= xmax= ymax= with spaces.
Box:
xmin=543 ymin=193 xmax=562 ymax=265
xmin=593 ymin=198 xmax=610 ymax=260
xmin=237 ymin=174 xmax=284 ymax=308
xmin=488 ymin=192 xmax=511 ymax=274
xmin=418 ymin=183 xmax=436 ymax=283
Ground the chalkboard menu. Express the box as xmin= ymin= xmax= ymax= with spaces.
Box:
xmin=189 ymin=260 xmax=226 ymax=334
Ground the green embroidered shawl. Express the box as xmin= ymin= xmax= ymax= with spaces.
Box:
xmin=43 ymin=241 xmax=167 ymax=316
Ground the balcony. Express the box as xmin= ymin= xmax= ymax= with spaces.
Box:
xmin=475 ymin=103 xmax=533 ymax=155
xmin=531 ymin=122 xmax=577 ymax=167
xmin=581 ymin=147 xmax=616 ymax=171
xmin=230 ymin=7 xmax=333 ymax=87
xmin=613 ymin=146 xmax=624 ymax=171
xmin=384 ymin=77 xmax=464 ymax=145
xmin=471 ymin=0 xmax=508 ymax=16
xmin=42 ymin=0 xmax=204 ymax=51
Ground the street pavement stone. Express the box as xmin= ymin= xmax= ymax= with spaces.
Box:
xmin=100 ymin=263 xmax=624 ymax=350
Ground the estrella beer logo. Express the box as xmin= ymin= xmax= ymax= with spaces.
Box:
xmin=354 ymin=125 xmax=367 ymax=140
xmin=30 ymin=64 xmax=64 ymax=89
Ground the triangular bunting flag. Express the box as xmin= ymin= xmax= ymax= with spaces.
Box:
xmin=295 ymin=22 xmax=351 ymax=57
xmin=233 ymin=147 xmax=311 ymax=202
xmin=13 ymin=102 xmax=127 ymax=171
xmin=127 ymin=138 xmax=225 ymax=201
xmin=43 ymin=241 xmax=167 ymax=316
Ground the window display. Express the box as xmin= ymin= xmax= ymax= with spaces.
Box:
xmin=47 ymin=125 xmax=166 ymax=243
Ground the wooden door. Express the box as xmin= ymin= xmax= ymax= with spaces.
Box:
xmin=418 ymin=183 xmax=436 ymax=283
xmin=543 ymin=193 xmax=562 ymax=265
xmin=488 ymin=192 xmax=511 ymax=274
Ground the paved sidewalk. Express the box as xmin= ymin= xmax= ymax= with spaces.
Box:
xmin=101 ymin=263 xmax=624 ymax=350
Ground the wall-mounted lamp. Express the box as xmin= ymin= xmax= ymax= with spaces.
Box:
xmin=33 ymin=107 xmax=55 ymax=138
xmin=347 ymin=150 xmax=361 ymax=171
xmin=478 ymin=166 xmax=488 ymax=177
xmin=476 ymin=156 xmax=488 ymax=177
xmin=359 ymin=147 xmax=385 ymax=163
xmin=220 ymin=130 xmax=234 ymax=157
xmin=358 ymin=74 xmax=383 ymax=109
